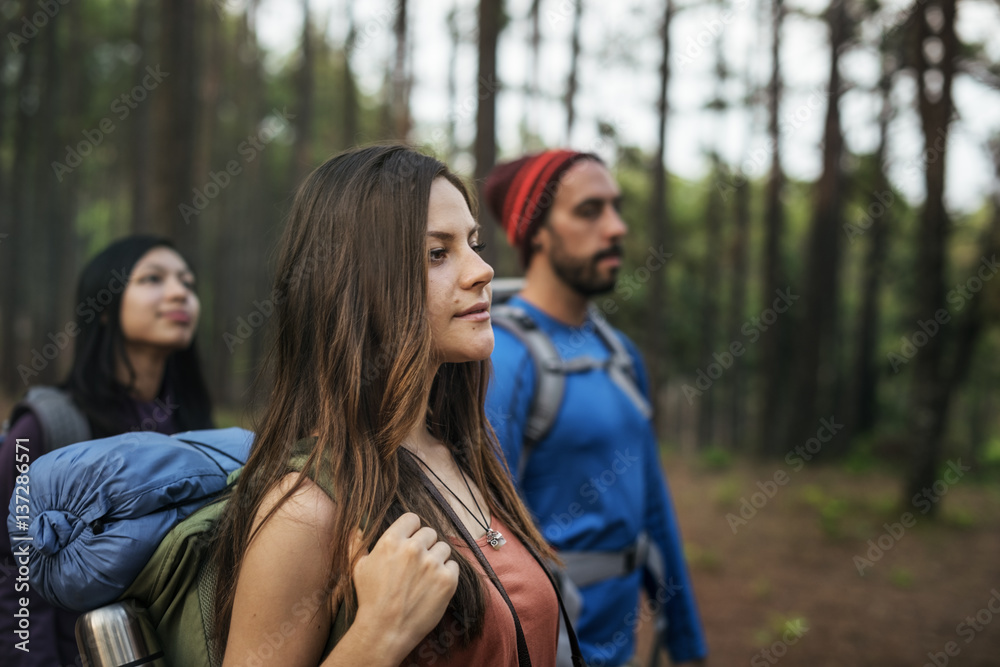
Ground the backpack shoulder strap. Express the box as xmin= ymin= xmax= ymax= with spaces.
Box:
xmin=10 ymin=386 xmax=91 ymax=452
xmin=491 ymin=304 xmax=566 ymax=478
xmin=587 ymin=306 xmax=653 ymax=420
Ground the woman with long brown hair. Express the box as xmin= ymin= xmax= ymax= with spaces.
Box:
xmin=211 ymin=145 xmax=567 ymax=666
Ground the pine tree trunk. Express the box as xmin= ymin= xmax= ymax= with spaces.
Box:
xmin=130 ymin=0 xmax=153 ymax=233
xmin=787 ymin=0 xmax=847 ymax=456
xmin=564 ymin=0 xmax=582 ymax=142
xmin=849 ymin=51 xmax=895 ymax=438
xmin=647 ymin=0 xmax=673 ymax=424
xmin=904 ymin=0 xmax=958 ymax=512
xmin=292 ymin=0 xmax=315 ymax=185
xmin=392 ymin=0 xmax=411 ymax=140
xmin=151 ymin=0 xmax=201 ymax=248
xmin=2 ymin=8 xmax=37 ymax=393
xmin=343 ymin=0 xmax=358 ymax=148
xmin=758 ymin=0 xmax=787 ymax=456
xmin=474 ymin=0 xmax=502 ymax=268
xmin=726 ymin=167 xmax=750 ymax=449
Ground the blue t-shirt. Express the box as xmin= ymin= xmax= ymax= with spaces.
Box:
xmin=487 ymin=296 xmax=707 ymax=666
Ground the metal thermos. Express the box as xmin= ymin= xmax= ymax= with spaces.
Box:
xmin=75 ymin=599 xmax=167 ymax=667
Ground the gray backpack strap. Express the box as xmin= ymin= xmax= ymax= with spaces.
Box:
xmin=587 ymin=305 xmax=653 ymax=420
xmin=12 ymin=386 xmax=92 ymax=452
xmin=492 ymin=304 xmax=566 ymax=479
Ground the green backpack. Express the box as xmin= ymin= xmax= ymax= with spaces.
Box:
xmin=116 ymin=438 xmax=350 ymax=667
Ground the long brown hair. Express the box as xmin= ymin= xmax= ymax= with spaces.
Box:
xmin=210 ymin=145 xmax=554 ymax=654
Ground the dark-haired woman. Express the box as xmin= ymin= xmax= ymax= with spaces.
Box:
xmin=211 ymin=145 xmax=562 ymax=666
xmin=0 ymin=235 xmax=213 ymax=666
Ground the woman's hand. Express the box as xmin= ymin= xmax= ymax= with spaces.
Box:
xmin=350 ymin=512 xmax=459 ymax=657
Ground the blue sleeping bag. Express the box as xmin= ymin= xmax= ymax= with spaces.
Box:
xmin=7 ymin=427 xmax=252 ymax=611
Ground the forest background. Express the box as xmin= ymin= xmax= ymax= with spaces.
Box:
xmin=2 ymin=0 xmax=999 ymax=662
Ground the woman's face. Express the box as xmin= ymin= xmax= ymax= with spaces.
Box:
xmin=426 ymin=177 xmax=495 ymax=364
xmin=119 ymin=247 xmax=200 ymax=353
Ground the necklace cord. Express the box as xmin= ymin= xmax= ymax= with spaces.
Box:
xmin=411 ymin=453 xmax=491 ymax=534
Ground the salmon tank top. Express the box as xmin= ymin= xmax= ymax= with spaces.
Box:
xmin=403 ymin=516 xmax=559 ymax=667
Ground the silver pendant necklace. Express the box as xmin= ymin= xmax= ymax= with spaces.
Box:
xmin=413 ymin=453 xmax=506 ymax=550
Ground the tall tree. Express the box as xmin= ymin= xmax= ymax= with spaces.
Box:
xmin=35 ymin=0 xmax=72 ymax=374
xmin=847 ymin=42 xmax=898 ymax=439
xmin=342 ymin=0 xmax=359 ymax=147
xmin=787 ymin=0 xmax=849 ymax=455
xmin=292 ymin=0 xmax=316 ymax=185
xmin=474 ymin=0 xmax=503 ymax=268
xmin=526 ymin=0 xmax=542 ymax=141
xmin=391 ymin=0 xmax=411 ymax=140
xmin=645 ymin=0 xmax=674 ymax=418
xmin=564 ymin=0 xmax=583 ymax=142
xmin=726 ymin=163 xmax=751 ymax=449
xmin=647 ymin=0 xmax=674 ymax=413
xmin=446 ymin=5 xmax=460 ymax=160
xmin=904 ymin=0 xmax=959 ymax=510
xmin=151 ymin=0 xmax=202 ymax=249
xmin=130 ymin=0 xmax=154 ymax=233
xmin=2 ymin=12 xmax=39 ymax=393
xmin=757 ymin=0 xmax=788 ymax=456
xmin=697 ymin=21 xmax=729 ymax=448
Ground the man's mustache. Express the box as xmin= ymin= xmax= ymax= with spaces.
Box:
xmin=593 ymin=245 xmax=624 ymax=263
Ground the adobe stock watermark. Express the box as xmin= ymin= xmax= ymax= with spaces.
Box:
xmin=715 ymin=85 xmax=831 ymax=202
xmin=901 ymin=112 xmax=961 ymax=176
xmin=683 ymin=288 xmax=799 ymax=404
xmin=587 ymin=578 xmax=686 ymax=667
xmin=543 ymin=0 xmax=581 ymax=28
xmin=180 ymin=108 xmax=295 ymax=224
xmin=7 ymin=0 xmax=71 ymax=53
xmin=853 ymin=459 xmax=969 ymax=575
xmin=922 ymin=589 xmax=1000 ymax=667
xmin=17 ymin=268 xmax=131 ymax=384
xmin=750 ymin=619 xmax=809 ymax=666
xmin=222 ymin=243 xmax=332 ymax=353
xmin=673 ymin=0 xmax=753 ymax=70
xmin=232 ymin=583 xmax=332 ymax=667
xmin=887 ymin=255 xmax=999 ymax=373
xmin=51 ymin=65 xmax=169 ymax=182
xmin=545 ymin=447 xmax=641 ymax=542
xmin=842 ymin=190 xmax=894 ymax=243
xmin=428 ymin=74 xmax=502 ymax=150
xmin=726 ymin=417 xmax=844 ymax=534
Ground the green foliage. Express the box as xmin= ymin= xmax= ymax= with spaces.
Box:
xmin=753 ymin=614 xmax=809 ymax=646
xmin=799 ymin=484 xmax=849 ymax=538
xmin=889 ymin=566 xmax=914 ymax=589
xmin=698 ymin=445 xmax=734 ymax=471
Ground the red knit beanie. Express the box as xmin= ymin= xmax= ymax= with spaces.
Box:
xmin=484 ymin=149 xmax=601 ymax=266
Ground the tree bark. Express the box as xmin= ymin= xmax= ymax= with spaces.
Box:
xmin=727 ymin=165 xmax=750 ymax=450
xmin=904 ymin=0 xmax=958 ymax=512
xmin=848 ymin=49 xmax=896 ymax=439
xmin=3 ymin=7 xmax=43 ymax=393
xmin=130 ymin=0 xmax=153 ymax=233
xmin=647 ymin=0 xmax=673 ymax=423
xmin=474 ymin=0 xmax=503 ymax=268
xmin=342 ymin=0 xmax=358 ymax=148
xmin=786 ymin=0 xmax=847 ymax=456
xmin=292 ymin=0 xmax=315 ymax=185
xmin=446 ymin=5 xmax=460 ymax=161
xmin=564 ymin=0 xmax=582 ymax=142
xmin=757 ymin=0 xmax=787 ymax=457
xmin=150 ymin=0 xmax=201 ymax=249
xmin=698 ymin=154 xmax=724 ymax=448
xmin=392 ymin=0 xmax=411 ymax=140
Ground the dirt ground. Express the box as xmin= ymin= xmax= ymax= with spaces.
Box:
xmin=635 ymin=451 xmax=1000 ymax=667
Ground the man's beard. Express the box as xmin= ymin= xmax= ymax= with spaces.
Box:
xmin=549 ymin=232 xmax=623 ymax=297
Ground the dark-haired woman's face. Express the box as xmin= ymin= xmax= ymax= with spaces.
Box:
xmin=426 ymin=178 xmax=494 ymax=364
xmin=119 ymin=247 xmax=200 ymax=353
